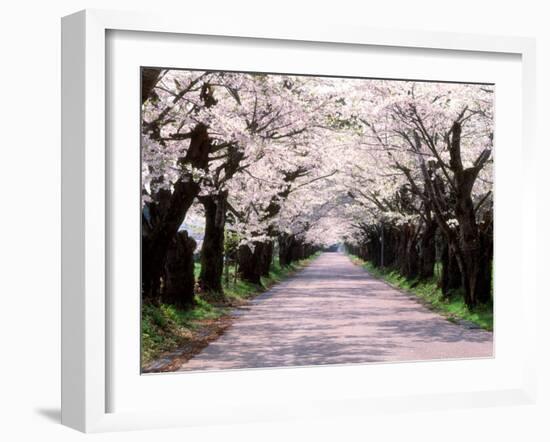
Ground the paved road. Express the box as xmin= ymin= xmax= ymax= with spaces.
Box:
xmin=178 ymin=253 xmax=493 ymax=371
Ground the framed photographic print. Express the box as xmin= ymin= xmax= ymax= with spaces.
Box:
xmin=61 ymin=9 xmax=537 ymax=433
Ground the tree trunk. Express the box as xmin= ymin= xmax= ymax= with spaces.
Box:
xmin=141 ymin=124 xmax=210 ymax=302
xmin=448 ymin=122 xmax=492 ymax=308
xmin=367 ymin=235 xmax=378 ymax=266
xmin=279 ymin=234 xmax=310 ymax=266
xmin=455 ymin=194 xmax=492 ymax=308
xmin=418 ymin=220 xmax=437 ymax=280
xmin=405 ymin=230 xmax=420 ymax=279
xmin=396 ymin=226 xmax=409 ymax=274
xmin=289 ymin=240 xmax=305 ymax=262
xmin=477 ymin=213 xmax=493 ymax=304
xmin=260 ymin=240 xmax=274 ymax=276
xmin=238 ymin=242 xmax=265 ymax=285
xmin=278 ymin=233 xmax=295 ymax=267
xmin=440 ymin=239 xmax=462 ymax=297
xmin=142 ymin=180 xmax=199 ymax=303
xmin=163 ymin=230 xmax=197 ymax=308
xmin=198 ymin=193 xmax=226 ymax=293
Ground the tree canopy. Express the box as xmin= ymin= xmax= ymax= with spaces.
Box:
xmin=141 ymin=69 xmax=494 ymax=309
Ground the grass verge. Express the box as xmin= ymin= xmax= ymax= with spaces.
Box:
xmin=348 ymin=255 xmax=493 ymax=331
xmin=141 ymin=253 xmax=320 ymax=368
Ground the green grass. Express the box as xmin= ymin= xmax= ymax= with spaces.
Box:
xmin=349 ymin=255 xmax=493 ymax=331
xmin=141 ymin=253 xmax=320 ymax=366
xmin=141 ymin=297 xmax=225 ymax=365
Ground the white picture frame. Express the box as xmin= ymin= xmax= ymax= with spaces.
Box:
xmin=61 ymin=9 xmax=537 ymax=433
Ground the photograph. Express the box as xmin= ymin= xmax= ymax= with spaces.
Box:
xmin=140 ymin=67 xmax=494 ymax=373
xmin=2 ymin=0 xmax=546 ymax=438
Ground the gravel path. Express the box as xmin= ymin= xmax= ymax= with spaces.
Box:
xmin=178 ymin=252 xmax=493 ymax=371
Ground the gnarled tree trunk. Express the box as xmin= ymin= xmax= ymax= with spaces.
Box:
xmin=238 ymin=242 xmax=265 ymax=285
xmin=278 ymin=233 xmax=294 ymax=267
xmin=453 ymin=184 xmax=492 ymax=307
xmin=163 ymin=230 xmax=197 ymax=308
xmin=198 ymin=192 xmax=227 ymax=293
xmin=440 ymin=239 xmax=462 ymax=297
xmin=416 ymin=122 xmax=492 ymax=309
xmin=141 ymin=124 xmax=210 ymax=302
xmin=418 ymin=219 xmax=437 ymax=280
xmin=261 ymin=240 xmax=274 ymax=276
xmin=142 ymin=180 xmax=199 ymax=303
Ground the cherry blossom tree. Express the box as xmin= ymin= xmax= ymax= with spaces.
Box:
xmin=349 ymin=80 xmax=494 ymax=307
xmin=141 ymin=69 xmax=494 ymax=310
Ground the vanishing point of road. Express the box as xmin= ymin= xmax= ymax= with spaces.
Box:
xmin=178 ymin=252 xmax=493 ymax=371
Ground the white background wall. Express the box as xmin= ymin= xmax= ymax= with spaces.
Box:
xmin=0 ymin=1 xmax=547 ymax=441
